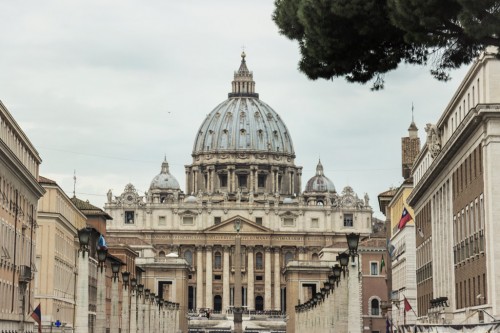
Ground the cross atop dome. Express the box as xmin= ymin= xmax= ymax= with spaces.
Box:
xmin=229 ymin=52 xmax=259 ymax=98
xmin=315 ymin=159 xmax=324 ymax=176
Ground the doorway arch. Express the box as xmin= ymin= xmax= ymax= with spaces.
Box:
xmin=214 ymin=295 xmax=222 ymax=312
xmin=255 ymin=296 xmax=264 ymax=311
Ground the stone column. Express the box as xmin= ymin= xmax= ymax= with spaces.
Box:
xmin=130 ymin=289 xmax=137 ymax=333
xmin=223 ymin=246 xmax=230 ymax=312
xmin=347 ymin=259 xmax=362 ymax=333
xmin=185 ymin=168 xmax=191 ymax=195
xmin=205 ymin=246 xmax=213 ymax=309
xmin=110 ymin=276 xmax=120 ymax=333
xmin=264 ymin=247 xmax=272 ymax=310
xmin=122 ymin=282 xmax=129 ymax=333
xmin=75 ymin=250 xmax=89 ymax=333
xmin=196 ymin=246 xmax=204 ymax=310
xmin=247 ymin=247 xmax=255 ymax=311
xmin=271 ymin=170 xmax=275 ymax=193
xmin=274 ymin=248 xmax=281 ymax=310
xmin=96 ymin=266 xmax=106 ymax=333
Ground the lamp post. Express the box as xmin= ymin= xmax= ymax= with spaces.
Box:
xmin=130 ymin=278 xmax=138 ymax=333
xmin=233 ymin=219 xmax=243 ymax=333
xmin=75 ymin=227 xmax=91 ymax=333
xmin=96 ymin=247 xmax=108 ymax=333
xmin=110 ymin=260 xmax=121 ymax=333
xmin=122 ymin=271 xmax=130 ymax=333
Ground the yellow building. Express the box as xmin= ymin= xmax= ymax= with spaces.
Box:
xmin=35 ymin=176 xmax=87 ymax=332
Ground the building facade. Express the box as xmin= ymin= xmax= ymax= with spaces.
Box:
xmin=0 ymin=101 xmax=45 ymax=333
xmin=35 ymin=177 xmax=87 ymax=332
xmin=104 ymin=54 xmax=373 ymax=331
xmin=408 ymin=47 xmax=500 ymax=325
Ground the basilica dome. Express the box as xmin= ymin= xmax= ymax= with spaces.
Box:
xmin=305 ymin=160 xmax=336 ymax=193
xmin=192 ymin=53 xmax=295 ymax=157
xmin=150 ymin=158 xmax=180 ymax=191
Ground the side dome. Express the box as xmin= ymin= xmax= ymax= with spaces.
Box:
xmin=305 ymin=160 xmax=336 ymax=193
xmin=150 ymin=158 xmax=180 ymax=191
xmin=192 ymin=53 xmax=295 ymax=157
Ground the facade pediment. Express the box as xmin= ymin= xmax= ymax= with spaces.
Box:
xmin=204 ymin=215 xmax=272 ymax=234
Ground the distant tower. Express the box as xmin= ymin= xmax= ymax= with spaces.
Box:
xmin=401 ymin=108 xmax=420 ymax=179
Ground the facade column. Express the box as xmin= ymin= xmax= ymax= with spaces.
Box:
xmin=254 ymin=171 xmax=259 ymax=192
xmin=196 ymin=246 xmax=204 ymax=310
xmin=193 ymin=168 xmax=198 ymax=194
xmin=247 ymin=246 xmax=255 ymax=311
xmin=96 ymin=266 xmax=106 ymax=333
xmin=264 ymin=247 xmax=272 ymax=310
xmin=223 ymin=246 xmax=230 ymax=312
xmin=185 ymin=167 xmax=191 ymax=195
xmin=347 ymin=259 xmax=362 ymax=333
xmin=75 ymin=250 xmax=89 ymax=333
xmin=274 ymin=248 xmax=281 ymax=311
xmin=271 ymin=170 xmax=276 ymax=193
xmin=297 ymin=168 xmax=302 ymax=195
xmin=205 ymin=246 xmax=213 ymax=309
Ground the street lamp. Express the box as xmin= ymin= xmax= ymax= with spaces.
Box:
xmin=332 ymin=265 xmax=342 ymax=286
xmin=77 ymin=227 xmax=92 ymax=255
xmin=346 ymin=233 xmax=360 ymax=261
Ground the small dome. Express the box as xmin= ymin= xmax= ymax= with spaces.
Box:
xmin=305 ymin=160 xmax=336 ymax=193
xmin=150 ymin=158 xmax=180 ymax=191
xmin=185 ymin=195 xmax=197 ymax=203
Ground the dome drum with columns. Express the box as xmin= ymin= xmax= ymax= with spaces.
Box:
xmin=187 ymin=52 xmax=301 ymax=198
xmin=104 ymin=54 xmax=373 ymax=327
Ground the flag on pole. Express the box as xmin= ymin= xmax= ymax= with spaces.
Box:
xmin=97 ymin=235 xmax=108 ymax=250
xmin=31 ymin=303 xmax=42 ymax=333
xmin=398 ymin=207 xmax=412 ymax=230
xmin=404 ymin=297 xmax=412 ymax=312
xmin=380 ymin=255 xmax=385 ymax=273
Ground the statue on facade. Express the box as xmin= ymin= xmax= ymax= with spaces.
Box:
xmin=236 ymin=188 xmax=242 ymax=203
xmin=364 ymin=193 xmax=369 ymax=207
xmin=107 ymin=189 xmax=113 ymax=203
xmin=197 ymin=190 xmax=203 ymax=202
xmin=248 ymin=191 xmax=254 ymax=204
xmin=425 ymin=123 xmax=441 ymax=158
xmin=223 ymin=191 xmax=229 ymax=203
xmin=173 ymin=191 xmax=179 ymax=203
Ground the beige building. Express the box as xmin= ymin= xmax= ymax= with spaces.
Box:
xmin=35 ymin=176 xmax=87 ymax=332
xmin=408 ymin=47 xmax=500 ymax=327
xmin=105 ymin=53 xmax=373 ymax=331
xmin=0 ymin=101 xmax=45 ymax=332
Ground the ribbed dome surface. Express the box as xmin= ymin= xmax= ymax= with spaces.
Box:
xmin=193 ymin=97 xmax=294 ymax=155
xmin=150 ymin=159 xmax=180 ymax=191
xmin=305 ymin=160 xmax=336 ymax=193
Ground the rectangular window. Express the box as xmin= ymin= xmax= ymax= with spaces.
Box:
xmin=255 ymin=217 xmax=263 ymax=225
xmin=238 ymin=174 xmax=247 ymax=188
xmin=256 ymin=275 xmax=263 ymax=281
xmin=125 ymin=211 xmax=135 ymax=224
xmin=182 ymin=216 xmax=194 ymax=225
xmin=283 ymin=218 xmax=294 ymax=227
xmin=214 ymin=275 xmax=222 ymax=280
xmin=219 ymin=174 xmax=228 ymax=188
xmin=311 ymin=218 xmax=319 ymax=228
xmin=370 ymin=262 xmax=379 ymax=275
xmin=344 ymin=214 xmax=353 ymax=227
xmin=214 ymin=217 xmax=222 ymax=225
xmin=158 ymin=216 xmax=166 ymax=226
xmin=258 ymin=174 xmax=266 ymax=188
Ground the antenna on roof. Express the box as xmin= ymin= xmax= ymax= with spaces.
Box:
xmin=73 ymin=170 xmax=76 ymax=198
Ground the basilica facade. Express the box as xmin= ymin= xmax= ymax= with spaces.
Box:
xmin=104 ymin=53 xmax=372 ymax=316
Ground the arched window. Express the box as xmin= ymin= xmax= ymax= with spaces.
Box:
xmin=214 ymin=251 xmax=222 ymax=269
xmin=256 ymin=252 xmax=263 ymax=270
xmin=371 ymin=298 xmax=380 ymax=315
xmin=312 ymin=253 xmax=319 ymax=261
xmin=184 ymin=250 xmax=193 ymax=266
xmin=285 ymin=252 xmax=294 ymax=266
xmin=158 ymin=251 xmax=165 ymax=257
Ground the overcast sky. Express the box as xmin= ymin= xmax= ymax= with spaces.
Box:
xmin=0 ymin=1 xmax=469 ymax=218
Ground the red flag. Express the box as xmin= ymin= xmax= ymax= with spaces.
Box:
xmin=404 ymin=297 xmax=412 ymax=312
xmin=31 ymin=303 xmax=42 ymax=333
xmin=398 ymin=207 xmax=412 ymax=229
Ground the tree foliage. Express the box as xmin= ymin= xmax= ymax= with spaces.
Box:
xmin=273 ymin=0 xmax=500 ymax=89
